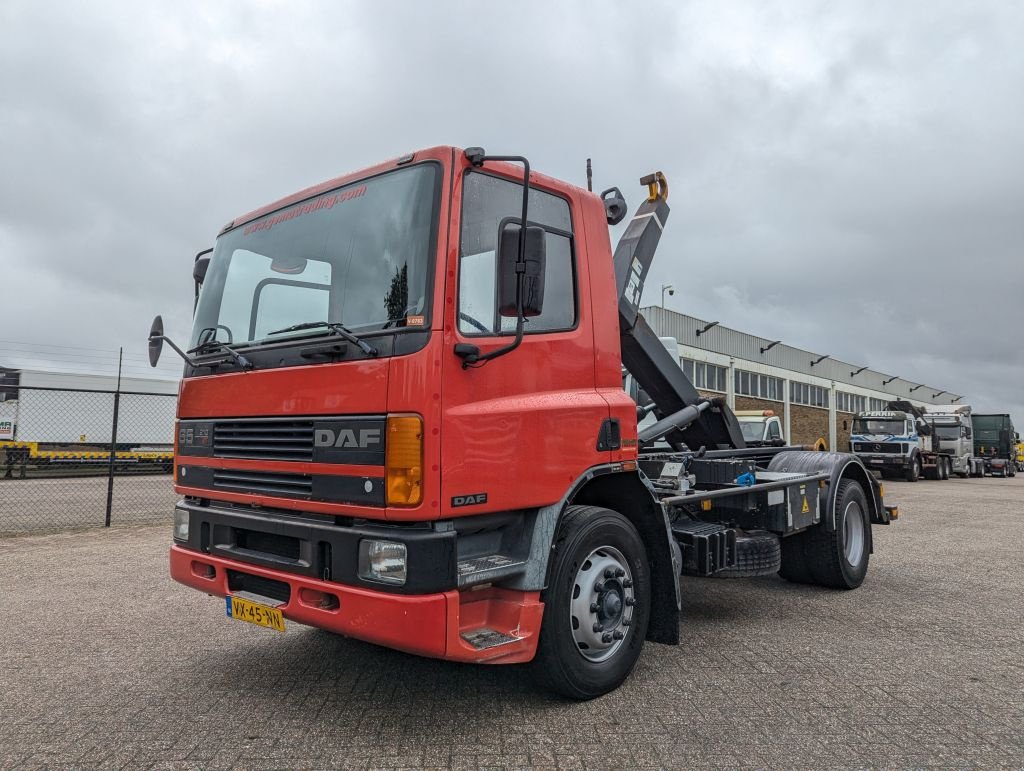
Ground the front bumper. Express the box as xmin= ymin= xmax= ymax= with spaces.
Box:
xmin=169 ymin=500 xmax=544 ymax=664
xmin=170 ymin=546 xmax=543 ymax=663
xmin=858 ymin=455 xmax=907 ymax=468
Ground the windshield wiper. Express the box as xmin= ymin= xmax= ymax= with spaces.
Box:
xmin=186 ymin=339 xmax=254 ymax=370
xmin=267 ymin=321 xmax=378 ymax=356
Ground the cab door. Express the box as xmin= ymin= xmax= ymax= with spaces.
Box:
xmin=439 ymin=163 xmax=611 ymax=517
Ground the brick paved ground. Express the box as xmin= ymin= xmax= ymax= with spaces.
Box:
xmin=1 ymin=476 xmax=1022 ymax=769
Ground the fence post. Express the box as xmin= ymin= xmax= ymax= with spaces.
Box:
xmin=104 ymin=348 xmax=123 ymax=527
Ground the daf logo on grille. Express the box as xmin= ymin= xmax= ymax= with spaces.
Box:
xmin=874 ymin=444 xmax=881 ymax=451
xmin=314 ymin=428 xmax=381 ymax=449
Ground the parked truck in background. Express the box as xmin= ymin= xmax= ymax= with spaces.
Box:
xmin=734 ymin=410 xmax=785 ymax=447
xmin=150 ymin=146 xmax=895 ymax=699
xmin=851 ymin=401 xmax=955 ymax=481
xmin=922 ymin=404 xmax=985 ymax=478
xmin=972 ymin=414 xmax=1018 ymax=477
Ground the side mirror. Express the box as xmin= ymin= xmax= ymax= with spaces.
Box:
xmin=193 ymin=249 xmax=212 ymax=285
xmin=148 ymin=315 xmax=165 ymax=366
xmin=497 ymin=222 xmax=546 ymax=318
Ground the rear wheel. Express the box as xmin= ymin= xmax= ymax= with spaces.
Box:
xmin=777 ymin=480 xmax=870 ymax=589
xmin=533 ymin=505 xmax=651 ymax=700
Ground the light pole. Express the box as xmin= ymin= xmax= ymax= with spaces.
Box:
xmin=661 ymin=284 xmax=674 ymax=308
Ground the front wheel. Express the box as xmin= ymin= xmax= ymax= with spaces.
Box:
xmin=905 ymin=455 xmax=921 ymax=482
xmin=533 ymin=505 xmax=651 ymax=700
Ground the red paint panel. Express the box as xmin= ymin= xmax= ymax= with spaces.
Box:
xmin=178 ymin=358 xmax=389 ymax=419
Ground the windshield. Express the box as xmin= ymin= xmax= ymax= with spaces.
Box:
xmin=932 ymin=425 xmax=960 ymax=440
xmin=852 ymin=419 xmax=905 ymax=435
xmin=191 ymin=164 xmax=439 ymax=349
xmin=971 ymin=416 xmax=1005 ymax=442
xmin=739 ymin=420 xmax=765 ymax=441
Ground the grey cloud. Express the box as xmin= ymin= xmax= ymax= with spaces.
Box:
xmin=1 ymin=0 xmax=1021 ymax=423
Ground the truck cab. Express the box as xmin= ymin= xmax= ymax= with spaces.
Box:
xmin=152 ymin=146 xmax=893 ymax=699
xmin=851 ymin=409 xmax=928 ymax=481
xmin=734 ymin=410 xmax=784 ymax=447
xmin=923 ymin=405 xmax=983 ymax=478
xmin=972 ymin=414 xmax=1018 ymax=477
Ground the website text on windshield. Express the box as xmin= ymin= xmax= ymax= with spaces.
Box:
xmin=185 ymin=163 xmax=440 ymax=371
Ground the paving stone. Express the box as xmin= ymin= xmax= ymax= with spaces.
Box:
xmin=0 ymin=476 xmax=1022 ymax=768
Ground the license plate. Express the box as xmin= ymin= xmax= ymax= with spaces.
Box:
xmin=225 ymin=595 xmax=285 ymax=632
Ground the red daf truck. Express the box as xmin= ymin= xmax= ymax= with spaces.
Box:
xmin=150 ymin=146 xmax=896 ymax=699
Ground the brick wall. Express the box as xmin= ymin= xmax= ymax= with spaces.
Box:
xmin=734 ymin=396 xmax=783 ymax=415
xmin=790 ymin=404 xmax=830 ymax=449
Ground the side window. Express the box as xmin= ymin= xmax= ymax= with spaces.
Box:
xmin=458 ymin=172 xmax=576 ymax=335
xmin=768 ymin=421 xmax=782 ymax=440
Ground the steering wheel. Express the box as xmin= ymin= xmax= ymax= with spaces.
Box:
xmin=458 ymin=312 xmax=490 ymax=334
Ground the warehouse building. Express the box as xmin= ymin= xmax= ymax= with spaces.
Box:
xmin=643 ymin=307 xmax=960 ymax=451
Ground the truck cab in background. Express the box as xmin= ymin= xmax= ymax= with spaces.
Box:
xmin=923 ymin=404 xmax=985 ymax=478
xmin=734 ymin=410 xmax=784 ymax=447
xmin=851 ymin=402 xmax=955 ymax=482
xmin=972 ymin=414 xmax=1018 ymax=477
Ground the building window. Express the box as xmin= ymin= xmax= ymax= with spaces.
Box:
xmin=735 ymin=369 xmax=784 ymax=401
xmin=868 ymin=398 xmax=887 ymax=411
xmin=836 ymin=391 xmax=867 ymax=414
xmin=682 ymin=358 xmax=727 ymax=392
xmin=791 ymin=381 xmax=829 ymax=409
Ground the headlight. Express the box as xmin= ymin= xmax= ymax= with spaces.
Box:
xmin=357 ymin=539 xmax=407 ymax=585
xmin=173 ymin=507 xmax=189 ymax=541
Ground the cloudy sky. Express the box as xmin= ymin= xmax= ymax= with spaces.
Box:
xmin=2 ymin=1 xmax=1021 ymax=420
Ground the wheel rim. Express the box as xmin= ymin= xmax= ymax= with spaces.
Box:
xmin=569 ymin=546 xmax=635 ymax=663
xmin=843 ymin=500 xmax=865 ymax=566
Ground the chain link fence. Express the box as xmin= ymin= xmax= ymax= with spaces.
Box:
xmin=0 ymin=385 xmax=177 ymax=535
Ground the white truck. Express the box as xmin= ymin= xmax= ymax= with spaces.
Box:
xmin=850 ymin=401 xmax=955 ymax=482
xmin=923 ymin=404 xmax=985 ymax=478
xmin=734 ymin=410 xmax=785 ymax=447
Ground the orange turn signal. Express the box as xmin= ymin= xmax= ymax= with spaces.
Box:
xmin=386 ymin=414 xmax=423 ymax=507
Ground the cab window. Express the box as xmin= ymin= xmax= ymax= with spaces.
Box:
xmin=458 ymin=172 xmax=576 ymax=336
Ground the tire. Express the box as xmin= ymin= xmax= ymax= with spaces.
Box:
xmin=777 ymin=480 xmax=870 ymax=589
xmin=940 ymin=457 xmax=950 ymax=480
xmin=778 ymin=533 xmax=813 ymax=584
xmin=713 ymin=531 xmax=781 ymax=578
xmin=533 ymin=505 xmax=651 ymax=700
xmin=905 ymin=455 xmax=921 ymax=482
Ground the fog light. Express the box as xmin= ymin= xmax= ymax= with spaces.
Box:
xmin=357 ymin=540 xmax=407 ymax=585
xmin=173 ymin=507 xmax=189 ymax=541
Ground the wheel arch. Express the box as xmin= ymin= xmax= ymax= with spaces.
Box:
xmin=570 ymin=472 xmax=680 ymax=645
xmin=768 ymin=450 xmax=885 ymax=537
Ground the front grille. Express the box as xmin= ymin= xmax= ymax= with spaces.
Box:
xmin=236 ymin=529 xmax=301 ymax=560
xmin=854 ymin=442 xmax=904 ymax=454
xmin=227 ymin=570 xmax=291 ymax=603
xmin=213 ymin=420 xmax=315 ymax=461
xmin=213 ymin=469 xmax=313 ymax=498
